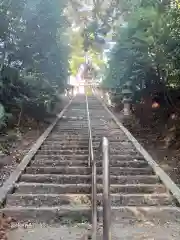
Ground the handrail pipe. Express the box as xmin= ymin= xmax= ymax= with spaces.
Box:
xmin=85 ymin=95 xmax=97 ymax=240
xmin=102 ymin=137 xmax=111 ymax=240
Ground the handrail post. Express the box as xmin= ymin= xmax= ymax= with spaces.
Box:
xmin=88 ymin=139 xmax=91 ymax=166
xmin=86 ymin=94 xmax=91 ymax=167
xmin=92 ymin=159 xmax=97 ymax=240
xmin=102 ymin=137 xmax=111 ymax=240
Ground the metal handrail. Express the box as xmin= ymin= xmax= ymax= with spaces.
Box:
xmin=102 ymin=137 xmax=111 ymax=240
xmin=85 ymin=95 xmax=97 ymax=240
xmin=94 ymin=137 xmax=111 ymax=240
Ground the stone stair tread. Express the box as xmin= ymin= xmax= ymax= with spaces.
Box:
xmin=26 ymin=166 xmax=152 ymax=170
xmin=20 ymin=174 xmax=158 ymax=180
xmin=39 ymin=146 xmax=136 ymax=150
xmin=26 ymin=166 xmax=91 ymax=175
xmin=37 ymin=150 xmax=89 ymax=154
xmin=44 ymin=140 xmax=128 ymax=144
xmin=6 ymin=193 xmax=91 ymax=207
xmin=4 ymin=205 xmax=176 ymax=211
xmin=44 ymin=141 xmax=90 ymax=145
xmin=104 ymin=206 xmax=180 ymax=223
xmin=7 ymin=192 xmax=171 ymax=197
xmin=34 ymin=154 xmax=143 ymax=159
xmin=7 ymin=225 xmax=89 ymax=240
xmin=15 ymin=182 xmax=167 ymax=194
xmin=20 ymin=174 xmax=91 ymax=184
xmin=15 ymin=183 xmax=92 ymax=194
xmin=15 ymin=182 xmax=166 ymax=188
xmin=34 ymin=154 xmax=89 ymax=159
xmin=111 ymin=155 xmax=144 ymax=159
xmin=40 ymin=146 xmax=89 ymax=149
xmin=97 ymin=218 xmax=180 ymax=239
xmin=6 ymin=192 xmax=173 ymax=207
xmin=16 ymin=182 xmax=164 ymax=186
xmin=21 ymin=174 xmax=157 ymax=178
xmin=21 ymin=173 xmax=91 ymax=177
xmin=2 ymin=206 xmax=180 ymax=224
xmin=20 ymin=174 xmax=159 ymax=184
xmin=31 ymin=160 xmax=88 ymax=166
xmin=1 ymin=205 xmax=91 ymax=223
xmin=25 ymin=166 xmax=154 ymax=175
xmin=31 ymin=159 xmax=148 ymax=167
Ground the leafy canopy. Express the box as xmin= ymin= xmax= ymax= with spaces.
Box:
xmin=0 ymin=0 xmax=70 ymax=127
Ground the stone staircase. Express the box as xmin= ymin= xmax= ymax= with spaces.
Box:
xmin=87 ymin=96 xmax=180 ymax=239
xmin=1 ymin=94 xmax=180 ymax=239
xmin=3 ymin=96 xmax=92 ymax=238
xmin=87 ymin=96 xmax=174 ymax=207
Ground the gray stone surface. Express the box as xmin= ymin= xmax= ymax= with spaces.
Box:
xmin=9 ymin=221 xmax=180 ymax=240
xmin=98 ymin=222 xmax=180 ymax=239
xmin=8 ymin=224 xmax=89 ymax=240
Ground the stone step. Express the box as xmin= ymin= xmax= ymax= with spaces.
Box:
xmin=55 ymin=127 xmax=89 ymax=130
xmin=51 ymin=127 xmax=88 ymax=131
xmin=20 ymin=174 xmax=91 ymax=184
xmin=32 ymin=159 xmax=88 ymax=166
xmin=37 ymin=149 xmax=89 ymax=154
xmin=40 ymin=144 xmax=135 ymax=150
xmin=20 ymin=174 xmax=159 ymax=185
xmin=40 ymin=146 xmax=89 ymax=150
xmin=62 ymin=115 xmax=87 ymax=118
xmin=47 ymin=134 xmax=90 ymax=138
xmin=31 ymin=159 xmax=148 ymax=168
xmin=34 ymin=154 xmax=89 ymax=161
xmin=101 ymin=206 xmax=180 ymax=223
xmin=99 ymin=193 xmax=174 ymax=207
xmin=25 ymin=166 xmax=154 ymax=175
xmin=57 ymin=122 xmax=88 ymax=125
xmin=2 ymin=206 xmax=179 ymax=224
xmin=56 ymin=121 xmax=88 ymax=124
xmin=26 ymin=166 xmax=91 ymax=175
xmin=61 ymin=117 xmax=87 ymax=119
xmin=41 ymin=142 xmax=133 ymax=149
xmin=46 ymin=136 xmax=90 ymax=141
xmin=109 ymin=154 xmax=143 ymax=158
xmin=54 ymin=126 xmax=88 ymax=128
xmin=6 ymin=193 xmax=173 ymax=208
xmin=15 ymin=183 xmax=167 ymax=194
xmin=6 ymin=194 xmax=91 ymax=207
xmin=7 ymin=225 xmax=89 ymax=240
xmin=33 ymin=154 xmax=143 ymax=161
xmin=46 ymin=136 xmax=127 ymax=141
xmin=44 ymin=140 xmax=130 ymax=144
xmin=55 ymin=126 xmax=88 ymax=130
xmin=15 ymin=183 xmax=92 ymax=194
xmin=109 ymin=149 xmax=137 ymax=154
xmin=49 ymin=131 xmax=89 ymax=135
xmin=44 ymin=140 xmax=90 ymax=145
xmin=38 ymin=147 xmax=137 ymax=154
xmin=1 ymin=206 xmax=91 ymax=224
xmin=45 ymin=138 xmax=128 ymax=143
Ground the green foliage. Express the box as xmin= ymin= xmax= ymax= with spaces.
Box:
xmin=69 ymin=31 xmax=104 ymax=76
xmin=0 ymin=0 xmax=70 ymax=129
xmin=103 ymin=0 xmax=180 ymax=96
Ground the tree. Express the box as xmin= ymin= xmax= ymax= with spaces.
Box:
xmin=102 ymin=0 xmax=180 ymax=98
xmin=69 ymin=30 xmax=104 ymax=76
xmin=0 ymin=0 xmax=70 ymax=128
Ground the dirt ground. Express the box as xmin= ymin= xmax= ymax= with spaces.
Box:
xmin=0 ymin=96 xmax=69 ymax=187
xmin=113 ymin=109 xmax=180 ymax=186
